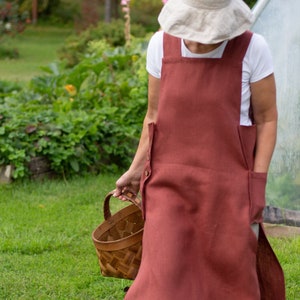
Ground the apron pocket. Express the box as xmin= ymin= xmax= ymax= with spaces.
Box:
xmin=249 ymin=171 xmax=267 ymax=224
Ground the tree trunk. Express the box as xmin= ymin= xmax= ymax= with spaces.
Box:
xmin=32 ymin=0 xmax=38 ymax=24
xmin=112 ymin=0 xmax=119 ymax=19
xmin=81 ymin=0 xmax=100 ymax=29
xmin=104 ymin=0 xmax=119 ymax=22
xmin=104 ymin=0 xmax=111 ymax=22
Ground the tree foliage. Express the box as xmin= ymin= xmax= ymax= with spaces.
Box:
xmin=18 ymin=0 xmax=49 ymax=14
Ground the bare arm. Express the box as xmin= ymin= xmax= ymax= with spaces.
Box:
xmin=250 ymin=73 xmax=277 ymax=173
xmin=114 ymin=75 xmax=160 ymax=199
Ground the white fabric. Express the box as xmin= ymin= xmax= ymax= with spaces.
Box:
xmin=146 ymin=31 xmax=274 ymax=125
xmin=251 ymin=223 xmax=259 ymax=239
xmin=158 ymin=0 xmax=254 ymax=44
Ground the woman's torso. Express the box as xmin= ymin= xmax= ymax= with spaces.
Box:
xmin=146 ymin=30 xmax=274 ymax=126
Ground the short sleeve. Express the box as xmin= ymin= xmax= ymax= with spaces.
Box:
xmin=146 ymin=31 xmax=164 ymax=78
xmin=246 ymin=33 xmax=274 ymax=83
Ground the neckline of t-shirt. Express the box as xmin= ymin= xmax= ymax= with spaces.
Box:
xmin=181 ymin=39 xmax=228 ymax=58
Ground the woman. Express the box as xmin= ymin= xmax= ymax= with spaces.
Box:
xmin=114 ymin=0 xmax=285 ymax=299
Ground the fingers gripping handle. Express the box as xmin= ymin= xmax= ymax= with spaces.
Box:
xmin=103 ymin=191 xmax=142 ymax=220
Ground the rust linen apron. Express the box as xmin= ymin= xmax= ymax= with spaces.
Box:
xmin=125 ymin=31 xmax=285 ymax=300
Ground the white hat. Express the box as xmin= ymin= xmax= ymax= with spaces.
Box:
xmin=158 ymin=0 xmax=254 ymax=44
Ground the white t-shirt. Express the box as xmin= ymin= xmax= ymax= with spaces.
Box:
xmin=146 ymin=31 xmax=274 ymax=125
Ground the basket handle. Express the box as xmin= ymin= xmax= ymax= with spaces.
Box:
xmin=104 ymin=190 xmax=142 ymax=220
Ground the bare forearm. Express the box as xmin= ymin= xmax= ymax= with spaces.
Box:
xmin=113 ymin=118 xmax=151 ymax=199
xmin=254 ymin=120 xmax=277 ymax=173
xmin=251 ymin=74 xmax=277 ymax=173
xmin=114 ymin=75 xmax=160 ymax=199
xmin=128 ymin=117 xmax=152 ymax=177
xmin=128 ymin=75 xmax=160 ymax=177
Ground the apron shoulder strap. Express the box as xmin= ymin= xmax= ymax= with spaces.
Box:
xmin=223 ymin=30 xmax=253 ymax=61
xmin=163 ymin=32 xmax=181 ymax=58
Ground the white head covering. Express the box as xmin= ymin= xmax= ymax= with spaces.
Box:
xmin=158 ymin=0 xmax=254 ymax=44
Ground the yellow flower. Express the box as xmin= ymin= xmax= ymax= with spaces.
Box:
xmin=65 ymin=84 xmax=77 ymax=96
xmin=132 ymin=55 xmax=138 ymax=62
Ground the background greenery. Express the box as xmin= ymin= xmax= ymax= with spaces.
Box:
xmin=0 ymin=22 xmax=299 ymax=209
xmin=0 ymin=25 xmax=149 ymax=179
xmin=0 ymin=26 xmax=72 ymax=82
xmin=0 ymin=174 xmax=299 ymax=300
xmin=0 ymin=174 xmax=132 ymax=299
xmin=0 ymin=1 xmax=299 ymax=299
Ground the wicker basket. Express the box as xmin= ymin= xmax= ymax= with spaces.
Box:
xmin=92 ymin=191 xmax=144 ymax=280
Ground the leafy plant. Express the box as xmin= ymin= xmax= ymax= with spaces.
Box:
xmin=58 ymin=19 xmax=146 ymax=67
xmin=0 ymin=80 xmax=22 ymax=95
xmin=0 ymin=37 xmax=148 ymax=179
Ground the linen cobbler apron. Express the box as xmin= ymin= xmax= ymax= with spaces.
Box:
xmin=125 ymin=32 xmax=285 ymax=300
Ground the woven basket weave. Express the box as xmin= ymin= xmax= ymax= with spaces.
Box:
xmin=92 ymin=191 xmax=144 ymax=280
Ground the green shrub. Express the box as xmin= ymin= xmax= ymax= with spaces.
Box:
xmin=0 ymin=38 xmax=148 ymax=179
xmin=58 ymin=19 xmax=147 ymax=67
xmin=0 ymin=46 xmax=19 ymax=59
xmin=0 ymin=80 xmax=22 ymax=95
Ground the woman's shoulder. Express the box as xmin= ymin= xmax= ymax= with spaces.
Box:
xmin=246 ymin=32 xmax=274 ymax=82
xmin=146 ymin=31 xmax=164 ymax=78
xmin=148 ymin=30 xmax=164 ymax=47
xmin=249 ymin=32 xmax=271 ymax=54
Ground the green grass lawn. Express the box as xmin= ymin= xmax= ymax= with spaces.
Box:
xmin=0 ymin=174 xmax=299 ymax=299
xmin=0 ymin=174 xmax=132 ymax=300
xmin=0 ymin=25 xmax=73 ymax=83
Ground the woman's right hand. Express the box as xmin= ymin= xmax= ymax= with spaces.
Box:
xmin=113 ymin=170 xmax=141 ymax=201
